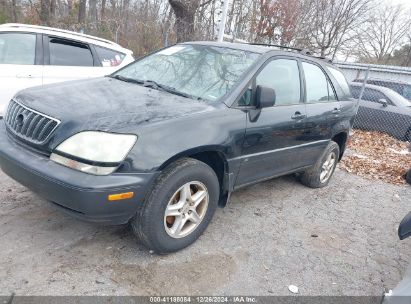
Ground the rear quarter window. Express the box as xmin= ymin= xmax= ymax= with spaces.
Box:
xmin=326 ymin=66 xmax=351 ymax=97
xmin=94 ymin=46 xmax=125 ymax=67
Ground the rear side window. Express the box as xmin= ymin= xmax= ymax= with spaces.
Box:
xmin=303 ymin=62 xmax=335 ymax=103
xmin=362 ymin=88 xmax=392 ymax=105
xmin=404 ymin=86 xmax=411 ymax=100
xmin=49 ymin=38 xmax=93 ymax=66
xmin=256 ymin=59 xmax=301 ymax=105
xmin=0 ymin=33 xmax=36 ymax=65
xmin=94 ymin=46 xmax=125 ymax=67
xmin=327 ymin=66 xmax=350 ymax=96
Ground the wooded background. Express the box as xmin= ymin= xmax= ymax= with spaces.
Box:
xmin=0 ymin=0 xmax=410 ymax=66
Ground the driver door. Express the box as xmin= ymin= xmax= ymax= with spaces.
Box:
xmin=235 ymin=57 xmax=309 ymax=187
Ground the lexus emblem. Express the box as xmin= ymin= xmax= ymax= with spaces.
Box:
xmin=16 ymin=114 xmax=25 ymax=127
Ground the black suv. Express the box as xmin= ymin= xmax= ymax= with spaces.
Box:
xmin=0 ymin=42 xmax=356 ymax=253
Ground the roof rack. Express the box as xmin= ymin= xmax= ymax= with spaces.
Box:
xmin=247 ymin=42 xmax=332 ymax=63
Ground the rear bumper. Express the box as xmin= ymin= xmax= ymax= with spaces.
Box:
xmin=0 ymin=122 xmax=158 ymax=225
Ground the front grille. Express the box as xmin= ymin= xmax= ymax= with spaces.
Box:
xmin=5 ymin=100 xmax=60 ymax=144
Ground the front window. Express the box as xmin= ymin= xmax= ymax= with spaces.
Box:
xmin=256 ymin=59 xmax=301 ymax=105
xmin=114 ymin=45 xmax=260 ymax=101
xmin=0 ymin=33 xmax=36 ymax=65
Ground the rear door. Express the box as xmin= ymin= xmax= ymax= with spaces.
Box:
xmin=303 ymin=61 xmax=340 ymax=149
xmin=42 ymin=36 xmax=104 ymax=85
xmin=0 ymin=32 xmax=43 ymax=114
xmin=235 ymin=57 xmax=310 ymax=187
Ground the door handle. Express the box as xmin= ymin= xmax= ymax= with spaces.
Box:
xmin=16 ymin=73 xmax=35 ymax=78
xmin=331 ymin=108 xmax=341 ymax=114
xmin=291 ymin=112 xmax=306 ymax=120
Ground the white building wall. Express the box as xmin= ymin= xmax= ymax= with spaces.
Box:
xmin=335 ymin=62 xmax=411 ymax=83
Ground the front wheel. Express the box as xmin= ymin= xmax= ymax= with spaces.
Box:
xmin=131 ymin=158 xmax=219 ymax=254
xmin=299 ymin=141 xmax=340 ymax=188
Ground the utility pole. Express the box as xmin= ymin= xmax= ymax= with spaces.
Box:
xmin=217 ymin=0 xmax=230 ymax=42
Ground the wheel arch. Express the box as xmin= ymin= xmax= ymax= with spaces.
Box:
xmin=158 ymin=147 xmax=231 ymax=207
xmin=331 ymin=131 xmax=348 ymax=160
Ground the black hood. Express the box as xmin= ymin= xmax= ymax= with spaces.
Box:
xmin=14 ymin=77 xmax=215 ymax=134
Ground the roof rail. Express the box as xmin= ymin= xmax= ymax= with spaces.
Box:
xmin=249 ymin=42 xmax=303 ymax=52
xmin=0 ymin=23 xmax=121 ymax=48
xmin=247 ymin=42 xmax=332 ymax=63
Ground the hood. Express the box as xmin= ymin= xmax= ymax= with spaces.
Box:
xmin=14 ymin=77 xmax=215 ymax=134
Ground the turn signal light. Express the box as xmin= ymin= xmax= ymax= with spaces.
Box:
xmin=108 ymin=192 xmax=134 ymax=201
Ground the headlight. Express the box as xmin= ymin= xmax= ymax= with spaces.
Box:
xmin=50 ymin=131 xmax=137 ymax=175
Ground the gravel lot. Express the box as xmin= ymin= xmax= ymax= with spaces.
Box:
xmin=0 ymin=167 xmax=410 ymax=296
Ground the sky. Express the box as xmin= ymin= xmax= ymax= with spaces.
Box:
xmin=388 ymin=0 xmax=411 ymax=9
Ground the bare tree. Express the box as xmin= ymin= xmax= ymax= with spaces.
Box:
xmin=295 ymin=0 xmax=373 ymax=58
xmin=168 ymin=0 xmax=213 ymax=42
xmin=78 ymin=0 xmax=87 ymax=23
xmin=168 ymin=0 xmax=199 ymax=42
xmin=355 ymin=5 xmax=411 ymax=64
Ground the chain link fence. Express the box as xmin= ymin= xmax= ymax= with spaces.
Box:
xmin=335 ymin=62 xmax=411 ymax=184
xmin=335 ymin=62 xmax=411 ymax=143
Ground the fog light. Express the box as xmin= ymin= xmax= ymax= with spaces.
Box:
xmin=108 ymin=192 xmax=134 ymax=201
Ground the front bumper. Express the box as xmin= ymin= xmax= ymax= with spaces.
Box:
xmin=0 ymin=122 xmax=158 ymax=225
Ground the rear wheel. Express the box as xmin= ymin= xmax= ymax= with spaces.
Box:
xmin=406 ymin=169 xmax=411 ymax=185
xmin=131 ymin=158 xmax=219 ymax=254
xmin=299 ymin=141 xmax=340 ymax=188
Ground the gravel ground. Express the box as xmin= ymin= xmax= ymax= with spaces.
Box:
xmin=0 ymin=167 xmax=410 ymax=296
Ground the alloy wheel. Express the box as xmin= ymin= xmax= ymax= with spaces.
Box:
xmin=320 ymin=152 xmax=337 ymax=183
xmin=164 ymin=181 xmax=209 ymax=239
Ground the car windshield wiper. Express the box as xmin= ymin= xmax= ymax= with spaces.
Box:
xmin=108 ymin=74 xmax=144 ymax=84
xmin=141 ymin=80 xmax=194 ymax=99
xmin=109 ymin=76 xmax=201 ymax=100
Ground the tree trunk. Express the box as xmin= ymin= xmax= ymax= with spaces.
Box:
xmin=89 ymin=0 xmax=97 ymax=22
xmin=40 ymin=0 xmax=50 ymax=24
xmin=67 ymin=0 xmax=73 ymax=16
xmin=78 ymin=0 xmax=86 ymax=23
xmin=169 ymin=0 xmax=199 ymax=42
xmin=49 ymin=0 xmax=56 ymax=21
xmin=101 ymin=0 xmax=106 ymax=19
xmin=11 ymin=0 xmax=18 ymax=22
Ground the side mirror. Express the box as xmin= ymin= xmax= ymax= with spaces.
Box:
xmin=399 ymin=212 xmax=411 ymax=240
xmin=256 ymin=85 xmax=276 ymax=108
xmin=378 ymin=99 xmax=388 ymax=107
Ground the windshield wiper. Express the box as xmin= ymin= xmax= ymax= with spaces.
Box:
xmin=109 ymin=76 xmax=199 ymax=100
xmin=142 ymin=80 xmax=193 ymax=99
xmin=108 ymin=74 xmax=144 ymax=84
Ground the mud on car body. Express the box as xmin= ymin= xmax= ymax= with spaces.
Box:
xmin=0 ymin=42 xmax=357 ymax=253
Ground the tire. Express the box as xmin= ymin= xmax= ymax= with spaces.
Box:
xmin=406 ymin=169 xmax=411 ymax=185
xmin=405 ymin=128 xmax=411 ymax=142
xmin=131 ymin=158 xmax=219 ymax=254
xmin=299 ymin=141 xmax=340 ymax=188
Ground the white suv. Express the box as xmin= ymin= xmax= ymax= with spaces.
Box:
xmin=0 ymin=23 xmax=134 ymax=116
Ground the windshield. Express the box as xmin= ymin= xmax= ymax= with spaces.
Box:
xmin=114 ymin=45 xmax=260 ymax=102
xmin=384 ymin=89 xmax=411 ymax=107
